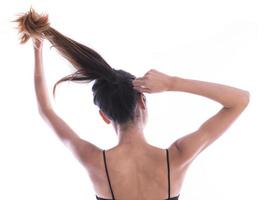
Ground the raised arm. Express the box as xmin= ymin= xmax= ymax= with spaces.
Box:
xmin=32 ymin=38 xmax=101 ymax=169
xmin=132 ymin=69 xmax=250 ymax=168
xmin=14 ymin=8 xmax=112 ymax=172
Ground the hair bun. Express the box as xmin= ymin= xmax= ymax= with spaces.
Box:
xmin=13 ymin=7 xmax=50 ymax=44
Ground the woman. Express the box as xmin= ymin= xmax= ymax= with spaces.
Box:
xmin=14 ymin=8 xmax=250 ymax=200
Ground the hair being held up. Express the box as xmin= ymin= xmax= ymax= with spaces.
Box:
xmin=13 ymin=7 xmax=142 ymax=125
xmin=13 ymin=7 xmax=117 ymax=94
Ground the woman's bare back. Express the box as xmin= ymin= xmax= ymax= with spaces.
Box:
xmin=88 ymin=144 xmax=188 ymax=200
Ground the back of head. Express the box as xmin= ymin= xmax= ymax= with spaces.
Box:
xmin=14 ymin=8 xmax=142 ymax=125
xmin=93 ymin=69 xmax=141 ymax=124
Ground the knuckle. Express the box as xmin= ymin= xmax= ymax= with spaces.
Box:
xmin=144 ymin=75 xmax=150 ymax=80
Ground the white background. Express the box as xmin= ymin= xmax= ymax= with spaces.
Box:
xmin=0 ymin=0 xmax=276 ymax=199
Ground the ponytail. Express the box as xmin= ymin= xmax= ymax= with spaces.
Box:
xmin=13 ymin=7 xmax=117 ymax=97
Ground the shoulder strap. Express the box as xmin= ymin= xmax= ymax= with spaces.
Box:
xmin=166 ymin=148 xmax=171 ymax=199
xmin=103 ymin=150 xmax=115 ymax=200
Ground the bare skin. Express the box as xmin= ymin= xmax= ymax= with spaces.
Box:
xmin=32 ymin=37 xmax=250 ymax=199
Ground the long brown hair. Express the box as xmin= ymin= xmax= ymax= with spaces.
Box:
xmin=13 ymin=8 xmax=142 ymax=124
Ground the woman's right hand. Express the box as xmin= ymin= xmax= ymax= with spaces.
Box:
xmin=132 ymin=69 xmax=173 ymax=93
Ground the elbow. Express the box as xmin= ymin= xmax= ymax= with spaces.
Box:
xmin=239 ymin=90 xmax=250 ymax=108
xmin=243 ymin=90 xmax=250 ymax=104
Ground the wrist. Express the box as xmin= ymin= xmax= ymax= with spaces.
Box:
xmin=34 ymin=47 xmax=42 ymax=53
xmin=166 ymin=75 xmax=176 ymax=91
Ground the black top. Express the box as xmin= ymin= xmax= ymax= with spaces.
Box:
xmin=96 ymin=148 xmax=180 ymax=200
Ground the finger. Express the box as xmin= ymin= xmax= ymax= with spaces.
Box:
xmin=33 ymin=44 xmax=38 ymax=49
xmin=133 ymin=77 xmax=144 ymax=82
xmin=132 ymin=79 xmax=145 ymax=86
xmin=133 ymin=86 xmax=151 ymax=93
xmin=140 ymin=87 xmax=151 ymax=93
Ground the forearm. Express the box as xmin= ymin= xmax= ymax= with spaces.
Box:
xmin=169 ymin=76 xmax=250 ymax=108
xmin=34 ymin=48 xmax=52 ymax=112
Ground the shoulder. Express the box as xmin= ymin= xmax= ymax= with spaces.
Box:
xmin=79 ymin=141 xmax=104 ymax=174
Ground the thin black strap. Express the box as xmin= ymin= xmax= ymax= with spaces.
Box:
xmin=103 ymin=150 xmax=115 ymax=200
xmin=166 ymin=148 xmax=171 ymax=198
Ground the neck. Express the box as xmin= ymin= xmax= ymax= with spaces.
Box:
xmin=113 ymin=121 xmax=147 ymax=145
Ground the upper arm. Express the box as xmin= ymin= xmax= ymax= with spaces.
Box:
xmin=39 ymin=109 xmax=101 ymax=168
xmin=169 ymin=96 xmax=250 ymax=168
